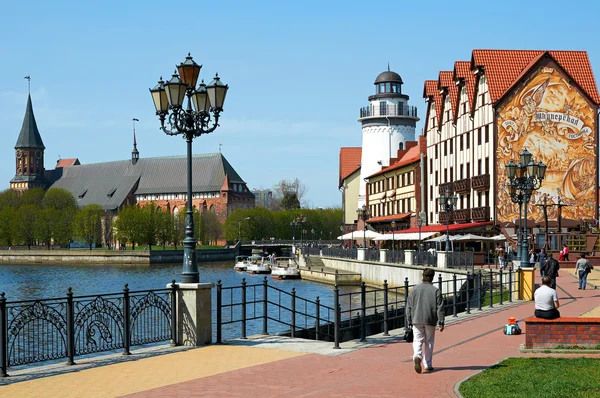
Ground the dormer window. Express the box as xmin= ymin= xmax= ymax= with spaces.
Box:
xmin=78 ymin=189 xmax=87 ymax=199
xmin=107 ymin=188 xmax=117 ymax=198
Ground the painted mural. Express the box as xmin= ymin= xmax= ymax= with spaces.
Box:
xmin=496 ymin=66 xmax=597 ymax=224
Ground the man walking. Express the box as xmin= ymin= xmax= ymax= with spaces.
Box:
xmin=543 ymin=253 xmax=560 ymax=290
xmin=406 ymin=268 xmax=445 ymax=374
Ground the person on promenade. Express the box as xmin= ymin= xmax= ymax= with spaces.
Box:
xmin=406 ymin=268 xmax=444 ymax=374
xmin=496 ymin=245 xmax=505 ymax=269
xmin=543 ymin=253 xmax=560 ymax=290
xmin=576 ymin=254 xmax=592 ymax=290
xmin=538 ymin=248 xmax=547 ymax=277
xmin=534 ymin=275 xmax=560 ymax=319
xmin=562 ymin=244 xmax=569 ymax=261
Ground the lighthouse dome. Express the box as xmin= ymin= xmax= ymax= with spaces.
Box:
xmin=374 ymin=70 xmax=403 ymax=85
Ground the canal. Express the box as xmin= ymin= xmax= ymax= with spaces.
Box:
xmin=0 ymin=261 xmax=364 ymax=341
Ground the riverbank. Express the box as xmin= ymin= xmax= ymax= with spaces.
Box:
xmin=0 ymin=248 xmax=237 ymax=264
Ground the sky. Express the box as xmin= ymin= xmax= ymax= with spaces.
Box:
xmin=1 ymin=0 xmax=599 ymax=209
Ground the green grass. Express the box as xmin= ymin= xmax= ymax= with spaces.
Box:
xmin=553 ymin=345 xmax=600 ymax=350
xmin=460 ymin=358 xmax=600 ymax=398
xmin=480 ymin=289 xmax=512 ymax=306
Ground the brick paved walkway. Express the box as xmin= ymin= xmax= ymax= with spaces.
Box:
xmin=3 ymin=270 xmax=600 ymax=398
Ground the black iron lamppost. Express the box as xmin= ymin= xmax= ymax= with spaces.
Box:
xmin=390 ymin=221 xmax=396 ymax=261
xmin=505 ymin=148 xmax=546 ymax=268
xmin=292 ymin=215 xmax=306 ymax=249
xmin=238 ymin=217 xmax=250 ymax=242
xmin=438 ymin=189 xmax=458 ymax=268
xmin=150 ymin=53 xmax=228 ymax=283
xmin=357 ymin=204 xmax=370 ymax=248
xmin=417 ymin=212 xmax=426 ymax=265
xmin=311 ymin=229 xmax=315 ymax=245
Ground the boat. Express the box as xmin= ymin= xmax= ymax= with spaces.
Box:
xmin=270 ymin=257 xmax=301 ymax=280
xmin=234 ymin=255 xmax=249 ymax=272
xmin=245 ymin=255 xmax=271 ymax=274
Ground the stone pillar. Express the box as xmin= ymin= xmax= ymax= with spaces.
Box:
xmin=519 ymin=268 xmax=535 ymax=301
xmin=437 ymin=252 xmax=447 ymax=268
xmin=357 ymin=248 xmax=366 ymax=261
xmin=404 ymin=250 xmax=413 ymax=265
xmin=168 ymin=282 xmax=214 ymax=346
xmin=379 ymin=249 xmax=388 ymax=263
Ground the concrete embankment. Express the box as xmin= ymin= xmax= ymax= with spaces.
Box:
xmin=0 ymin=248 xmax=236 ymax=265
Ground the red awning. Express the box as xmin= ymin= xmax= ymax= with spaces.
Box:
xmin=367 ymin=213 xmax=411 ymax=223
xmin=397 ymin=221 xmax=493 ymax=233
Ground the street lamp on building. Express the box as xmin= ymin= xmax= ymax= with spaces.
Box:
xmin=390 ymin=221 xmax=397 ymax=261
xmin=505 ymin=148 xmax=546 ymax=268
xmin=150 ymin=53 xmax=228 ymax=283
xmin=438 ymin=189 xmax=458 ymax=268
xmin=357 ymin=204 xmax=370 ymax=248
xmin=238 ymin=217 xmax=250 ymax=242
xmin=417 ymin=212 xmax=426 ymax=264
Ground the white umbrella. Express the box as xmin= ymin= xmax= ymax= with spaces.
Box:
xmin=374 ymin=232 xmax=439 ymax=241
xmin=424 ymin=234 xmax=463 ymax=242
xmin=337 ymin=230 xmax=383 ymax=240
xmin=453 ymin=233 xmax=495 ymax=242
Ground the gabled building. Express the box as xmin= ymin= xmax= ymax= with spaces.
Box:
xmin=423 ymin=50 xmax=600 ymax=238
xmin=339 ymin=147 xmax=361 ymax=231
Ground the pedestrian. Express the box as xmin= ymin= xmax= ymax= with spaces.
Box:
xmin=544 ymin=252 xmax=560 ymax=290
xmin=496 ymin=245 xmax=505 ymax=269
xmin=538 ymin=248 xmax=547 ymax=277
xmin=406 ymin=268 xmax=445 ymax=374
xmin=576 ymin=254 xmax=592 ymax=290
xmin=534 ymin=275 xmax=560 ymax=319
xmin=562 ymin=244 xmax=569 ymax=261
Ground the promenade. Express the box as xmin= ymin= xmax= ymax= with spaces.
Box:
xmin=2 ymin=269 xmax=600 ymax=398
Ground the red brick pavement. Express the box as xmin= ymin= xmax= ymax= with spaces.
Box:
xmin=126 ymin=273 xmax=599 ymax=398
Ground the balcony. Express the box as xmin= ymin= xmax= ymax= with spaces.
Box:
xmin=453 ymin=178 xmax=471 ymax=194
xmin=453 ymin=209 xmax=471 ymax=223
xmin=439 ymin=211 xmax=450 ymax=224
xmin=472 ymin=174 xmax=490 ymax=191
xmin=471 ymin=206 xmax=490 ymax=221
xmin=359 ymin=104 xmax=418 ymax=119
xmin=438 ymin=182 xmax=454 ymax=195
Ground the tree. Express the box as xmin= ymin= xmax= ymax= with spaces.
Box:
xmin=156 ymin=209 xmax=174 ymax=250
xmin=280 ymin=192 xmax=300 ymax=210
xmin=140 ymin=203 xmax=159 ymax=249
xmin=202 ymin=211 xmax=222 ymax=245
xmin=12 ymin=204 xmax=38 ymax=249
xmin=0 ymin=207 xmax=16 ymax=246
xmin=74 ymin=204 xmax=103 ymax=250
xmin=271 ymin=178 xmax=307 ymax=210
xmin=37 ymin=188 xmax=77 ymax=249
xmin=0 ymin=190 xmax=20 ymax=209
xmin=114 ymin=205 xmax=143 ymax=249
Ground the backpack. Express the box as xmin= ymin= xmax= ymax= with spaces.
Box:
xmin=503 ymin=322 xmax=522 ymax=335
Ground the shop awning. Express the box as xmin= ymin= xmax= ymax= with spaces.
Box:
xmin=374 ymin=232 xmax=439 ymax=241
xmin=396 ymin=221 xmax=493 ymax=234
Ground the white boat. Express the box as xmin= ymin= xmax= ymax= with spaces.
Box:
xmin=270 ymin=257 xmax=301 ymax=280
xmin=234 ymin=256 xmax=248 ymax=272
xmin=245 ymin=255 xmax=271 ymax=274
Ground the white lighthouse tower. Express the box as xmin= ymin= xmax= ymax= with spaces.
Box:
xmin=357 ymin=68 xmax=419 ymax=208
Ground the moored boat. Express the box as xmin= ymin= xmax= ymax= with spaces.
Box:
xmin=234 ymin=255 xmax=249 ymax=272
xmin=245 ymin=255 xmax=271 ymax=274
xmin=270 ymin=257 xmax=301 ymax=280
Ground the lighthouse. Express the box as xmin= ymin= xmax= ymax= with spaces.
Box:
xmin=357 ymin=67 xmax=419 ymax=208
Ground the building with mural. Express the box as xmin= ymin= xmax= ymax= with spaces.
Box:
xmin=423 ymin=50 xmax=599 ymax=243
xmin=9 ymin=94 xmax=255 ymax=222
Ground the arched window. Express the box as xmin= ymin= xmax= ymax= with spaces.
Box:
xmin=209 ymin=205 xmax=216 ymax=214
xmin=173 ymin=207 xmax=179 ymax=217
xmin=399 ymin=142 xmax=404 ymax=150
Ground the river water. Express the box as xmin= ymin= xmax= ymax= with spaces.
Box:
xmin=0 ymin=261 xmax=361 ymax=341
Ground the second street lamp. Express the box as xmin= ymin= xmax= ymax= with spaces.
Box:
xmin=238 ymin=217 xmax=250 ymax=242
xmin=438 ymin=188 xmax=458 ymax=268
xmin=150 ymin=53 xmax=228 ymax=283
xmin=391 ymin=221 xmax=396 ymax=262
xmin=357 ymin=204 xmax=370 ymax=248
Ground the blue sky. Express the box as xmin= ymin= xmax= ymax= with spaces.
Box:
xmin=0 ymin=0 xmax=599 ymax=208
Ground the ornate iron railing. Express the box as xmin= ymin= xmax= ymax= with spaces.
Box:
xmin=321 ymin=247 xmax=358 ymax=259
xmin=0 ymin=284 xmax=175 ymax=376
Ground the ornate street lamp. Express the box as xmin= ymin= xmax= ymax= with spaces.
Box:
xmin=506 ymin=148 xmax=546 ymax=268
xmin=390 ymin=221 xmax=397 ymax=262
xmin=417 ymin=211 xmax=426 ymax=264
xmin=238 ymin=217 xmax=250 ymax=242
xmin=150 ymin=53 xmax=229 ymax=283
xmin=438 ymin=189 xmax=458 ymax=268
xmin=291 ymin=215 xmax=306 ymax=251
xmin=357 ymin=204 xmax=371 ymax=248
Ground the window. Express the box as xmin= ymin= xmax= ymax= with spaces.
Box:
xmin=380 ymin=102 xmax=387 ymax=115
xmin=485 ymin=190 xmax=489 ymax=207
xmin=430 ymin=211 xmax=433 ymax=223
xmin=485 ymin=157 xmax=489 ymax=175
xmin=430 ymin=186 xmax=433 ymax=200
xmin=485 ymin=125 xmax=489 ymax=143
xmin=466 ymin=132 xmax=470 ymax=149
xmin=460 ymin=135 xmax=464 ymax=151
xmin=435 ymin=171 xmax=438 ymax=186
xmin=466 ymin=162 xmax=471 ymax=178
xmin=430 ymin=159 xmax=433 ymax=174
xmin=450 ymin=139 xmax=453 ymax=154
xmin=444 ymin=169 xmax=448 ymax=183
xmin=450 ymin=167 xmax=454 ymax=182
xmin=467 ymin=193 xmax=471 ymax=209
xmin=435 ymin=145 xmax=438 ymax=159
xmin=478 ymin=192 xmax=482 ymax=207
xmin=478 ymin=128 xmax=482 ymax=145
xmin=399 ymin=142 xmax=404 ymax=150
xmin=407 ymin=199 xmax=411 ymax=212
xmin=385 ymin=83 xmax=390 ymax=92
xmin=462 ymin=102 xmax=466 ymax=114
xmin=478 ymin=159 xmax=482 ymax=175
xmin=444 ymin=141 xmax=447 ymax=156
xmin=460 ymin=165 xmax=464 ymax=179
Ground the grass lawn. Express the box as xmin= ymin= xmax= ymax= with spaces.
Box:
xmin=460 ymin=357 xmax=600 ymax=397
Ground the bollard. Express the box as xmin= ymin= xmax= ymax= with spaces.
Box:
xmin=508 ymin=269 xmax=513 ymax=303
xmin=360 ymin=282 xmax=367 ymax=342
xmin=263 ymin=277 xmax=268 ymax=335
xmin=315 ymin=297 xmax=320 ymax=341
xmin=333 ymin=285 xmax=340 ymax=349
xmin=438 ymin=274 xmax=443 ymax=293
xmin=452 ymin=274 xmax=458 ymax=317
xmin=123 ymin=284 xmax=131 ymax=356
xmin=241 ymin=278 xmax=247 ymax=339
xmin=383 ymin=280 xmax=389 ymax=336
xmin=499 ymin=269 xmax=504 ymax=305
xmin=477 ymin=271 xmax=483 ymax=311
xmin=489 ymin=269 xmax=494 ymax=308
xmin=66 ymin=287 xmax=76 ymax=365
xmin=0 ymin=293 xmax=7 ymax=377
xmin=466 ymin=272 xmax=471 ymax=314
xmin=517 ymin=267 xmax=522 ymax=300
xmin=291 ymin=288 xmax=296 ymax=338
xmin=404 ymin=277 xmax=409 ymax=333
xmin=171 ymin=280 xmax=178 ymax=346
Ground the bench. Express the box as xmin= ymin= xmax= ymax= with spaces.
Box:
xmin=524 ymin=317 xmax=600 ymax=348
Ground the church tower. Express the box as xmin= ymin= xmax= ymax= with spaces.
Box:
xmin=357 ymin=68 xmax=419 ymax=208
xmin=10 ymin=94 xmax=47 ymax=191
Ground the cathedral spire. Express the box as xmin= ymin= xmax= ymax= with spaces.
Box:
xmin=132 ymin=118 xmax=139 ymax=165
xmin=15 ymin=94 xmax=45 ymax=149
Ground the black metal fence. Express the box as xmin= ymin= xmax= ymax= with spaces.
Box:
xmin=217 ymin=269 xmax=520 ymax=348
xmin=0 ymin=284 xmax=175 ymax=376
xmin=388 ymin=250 xmax=406 ymax=264
xmin=321 ymin=247 xmax=358 ymax=259
xmin=445 ymin=252 xmax=475 ymax=273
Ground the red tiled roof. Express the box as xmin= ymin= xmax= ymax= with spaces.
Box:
xmin=367 ymin=213 xmax=411 ymax=223
xmin=397 ymin=221 xmax=493 ymax=234
xmin=56 ymin=158 xmax=80 ymax=168
xmin=423 ymin=80 xmax=442 ymax=132
xmin=471 ymin=50 xmax=600 ymax=104
xmin=339 ymin=147 xmax=361 ymax=186
xmin=367 ymin=143 xmax=421 ymax=178
xmin=452 ymin=61 xmax=474 ymax=117
xmin=439 ymin=71 xmax=457 ymax=122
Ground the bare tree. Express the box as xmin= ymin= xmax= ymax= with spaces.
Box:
xmin=271 ymin=178 xmax=308 ymax=210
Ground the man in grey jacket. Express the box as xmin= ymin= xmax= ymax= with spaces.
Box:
xmin=406 ymin=268 xmax=445 ymax=373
